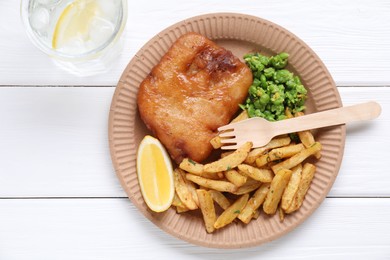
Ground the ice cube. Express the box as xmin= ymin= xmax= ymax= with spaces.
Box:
xmin=89 ymin=17 xmax=115 ymax=48
xmin=58 ymin=37 xmax=86 ymax=55
xmin=29 ymin=7 xmax=50 ymax=32
xmin=97 ymin=0 xmax=121 ymax=21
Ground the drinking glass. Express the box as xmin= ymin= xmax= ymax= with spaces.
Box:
xmin=20 ymin=0 xmax=128 ymax=76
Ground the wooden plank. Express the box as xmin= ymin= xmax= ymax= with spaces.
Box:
xmin=0 ymin=198 xmax=388 ymax=259
xmin=0 ymin=87 xmax=125 ymax=197
xmin=330 ymin=87 xmax=390 ymax=197
xmin=0 ymin=87 xmax=388 ymax=197
xmin=1 ymin=0 xmax=390 ymax=85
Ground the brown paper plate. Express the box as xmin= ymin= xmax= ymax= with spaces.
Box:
xmin=108 ymin=13 xmax=345 ymax=248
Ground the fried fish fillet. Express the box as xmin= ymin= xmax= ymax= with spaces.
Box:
xmin=137 ymin=32 xmax=252 ymax=163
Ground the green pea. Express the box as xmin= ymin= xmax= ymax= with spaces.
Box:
xmin=286 ymin=79 xmax=296 ymax=89
xmin=260 ymin=93 xmax=270 ymax=104
xmin=296 ymin=84 xmax=307 ymax=94
xmin=278 ymin=52 xmax=289 ymax=60
xmin=255 ymin=62 xmax=265 ymax=71
xmin=274 ymin=69 xmax=293 ymax=83
xmin=271 ymin=53 xmax=289 ymax=69
xmin=253 ymin=99 xmax=261 ymax=109
xmin=260 ymin=74 xmax=267 ymax=88
xmin=294 ymin=76 xmax=301 ymax=85
xmin=249 ymin=85 xmax=257 ymax=96
xmin=253 ymin=78 xmax=261 ymax=87
xmin=254 ymin=109 xmax=262 ymax=117
xmin=258 ymin=55 xmax=270 ymax=66
xmin=263 ymin=67 xmax=275 ymax=79
xmin=254 ymin=70 xmax=263 ymax=79
xmin=247 ymin=104 xmax=256 ymax=117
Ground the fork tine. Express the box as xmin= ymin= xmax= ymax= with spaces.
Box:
xmin=218 ymin=130 xmax=235 ymax=138
xmin=220 ymin=144 xmax=239 ymax=150
xmin=219 ymin=137 xmax=236 ymax=144
xmin=217 ymin=124 xmax=234 ymax=132
xmin=219 ymin=135 xmax=238 ymax=150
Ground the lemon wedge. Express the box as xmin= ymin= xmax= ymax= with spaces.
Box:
xmin=52 ymin=0 xmax=101 ymax=52
xmin=136 ymin=135 xmax=174 ymax=212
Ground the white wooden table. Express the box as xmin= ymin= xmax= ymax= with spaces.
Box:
xmin=1 ymin=1 xmax=390 ymax=259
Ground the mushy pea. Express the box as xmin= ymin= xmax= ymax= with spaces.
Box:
xmin=240 ymin=52 xmax=307 ymax=121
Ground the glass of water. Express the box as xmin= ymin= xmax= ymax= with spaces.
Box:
xmin=20 ymin=0 xmax=128 ymax=76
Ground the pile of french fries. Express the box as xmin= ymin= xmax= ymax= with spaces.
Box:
xmin=171 ymin=110 xmax=322 ymax=233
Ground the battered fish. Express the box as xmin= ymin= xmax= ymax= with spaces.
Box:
xmin=137 ymin=32 xmax=252 ymax=163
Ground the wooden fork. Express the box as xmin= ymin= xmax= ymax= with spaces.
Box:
xmin=218 ymin=101 xmax=381 ymax=150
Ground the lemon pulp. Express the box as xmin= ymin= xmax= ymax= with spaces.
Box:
xmin=137 ymin=136 xmax=174 ymax=212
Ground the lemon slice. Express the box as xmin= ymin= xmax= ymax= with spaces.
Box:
xmin=52 ymin=0 xmax=101 ymax=52
xmin=136 ymin=135 xmax=174 ymax=212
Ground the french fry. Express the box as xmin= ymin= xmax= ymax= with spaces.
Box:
xmin=263 ymin=169 xmax=292 ymax=215
xmin=298 ymin=131 xmax=320 ymax=158
xmin=206 ymin=171 xmax=225 ymax=180
xmin=196 ymin=189 xmax=217 ymax=233
xmin=254 ymin=153 xmax=270 ymax=168
xmin=173 ymin=204 xmax=190 ymax=213
xmin=252 ymin=209 xmax=260 ymax=219
xmin=245 ymin=136 xmax=291 ymax=164
xmin=210 ymin=135 xmax=223 ymax=149
xmin=183 ymin=170 xmax=200 ymax=207
xmin=225 ymin=169 xmax=247 ymax=187
xmin=208 ymin=190 xmax=231 ymax=210
xmin=172 ymin=192 xmax=190 ymax=213
xmin=203 ymin=142 xmax=252 ymax=173
xmin=268 ymin=143 xmax=305 ymax=161
xmin=232 ymin=178 xmax=262 ymax=195
xmin=245 ymin=148 xmax=268 ymax=165
xmin=237 ymin=164 xmax=274 ymax=182
xmin=281 ymin=164 xmax=302 ymax=211
xmin=238 ymin=183 xmax=270 ymax=224
xmin=179 ymin=158 xmax=204 ymax=175
xmin=298 ymin=131 xmax=318 ymax=153
xmin=179 ymin=158 xmax=223 ymax=180
xmin=173 ymin=169 xmax=198 ymax=210
xmin=185 ymin=174 xmax=237 ymax=193
xmin=176 ymin=206 xmax=190 ymax=213
xmin=295 ymin=112 xmax=321 ymax=159
xmin=279 ymin=207 xmax=285 ymax=222
xmin=214 ymin=194 xmax=249 ymax=229
xmin=200 ymin=171 xmax=225 ymax=180
xmin=285 ymin=163 xmax=316 ymax=214
xmin=271 ymin=142 xmax=322 ymax=174
xmin=256 ymin=144 xmax=305 ymax=167
xmin=221 ymin=151 xmax=234 ymax=158
xmin=172 ymin=192 xmax=187 ymax=208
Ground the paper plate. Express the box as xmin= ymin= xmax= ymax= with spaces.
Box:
xmin=108 ymin=13 xmax=345 ymax=248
